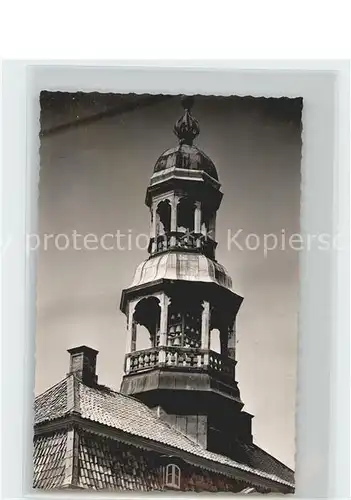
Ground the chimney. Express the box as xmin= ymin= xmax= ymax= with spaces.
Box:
xmin=67 ymin=345 xmax=99 ymax=386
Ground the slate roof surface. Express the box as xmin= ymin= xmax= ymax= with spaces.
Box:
xmin=33 ymin=431 xmax=67 ymax=489
xmin=78 ymin=431 xmax=163 ymax=491
xmin=34 ymin=375 xmax=294 ymax=489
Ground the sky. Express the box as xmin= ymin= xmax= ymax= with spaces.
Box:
xmin=36 ymin=94 xmax=302 ymax=469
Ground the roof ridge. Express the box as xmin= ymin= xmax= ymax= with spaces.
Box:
xmin=66 ymin=374 xmax=81 ymax=415
xmin=74 ymin=376 xmax=119 ymax=396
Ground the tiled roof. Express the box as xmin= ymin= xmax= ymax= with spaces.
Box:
xmin=78 ymin=430 xmax=163 ymax=490
xmin=33 ymin=431 xmax=67 ymax=489
xmin=34 ymin=375 xmax=294 ymax=489
xmin=77 ymin=430 xmax=247 ymax=492
xmin=35 ymin=378 xmax=71 ymax=424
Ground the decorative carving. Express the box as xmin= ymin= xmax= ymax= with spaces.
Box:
xmin=173 ymin=96 xmax=200 ymax=146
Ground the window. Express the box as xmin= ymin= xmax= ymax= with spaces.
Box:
xmin=164 ymin=463 xmax=181 ymax=489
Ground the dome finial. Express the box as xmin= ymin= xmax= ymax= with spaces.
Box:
xmin=174 ymin=95 xmax=200 ymax=146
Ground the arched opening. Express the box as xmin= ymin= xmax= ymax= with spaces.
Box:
xmin=156 ymin=199 xmax=171 ymax=235
xmin=210 ymin=328 xmax=221 ymax=353
xmin=201 ymin=207 xmax=216 ymax=239
xmin=201 ymin=207 xmax=210 ymax=236
xmin=177 ymin=197 xmax=195 ymax=233
xmin=133 ymin=297 xmax=161 ymax=349
xmin=134 ymin=325 xmax=150 ymax=351
xmin=209 ymin=307 xmax=227 ymax=354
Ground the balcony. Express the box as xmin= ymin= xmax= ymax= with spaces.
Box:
xmin=125 ymin=347 xmax=235 ymax=382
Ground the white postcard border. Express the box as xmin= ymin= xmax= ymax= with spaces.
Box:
xmin=1 ymin=61 xmax=349 ymax=499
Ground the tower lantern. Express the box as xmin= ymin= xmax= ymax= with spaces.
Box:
xmin=120 ymin=97 xmax=252 ymax=458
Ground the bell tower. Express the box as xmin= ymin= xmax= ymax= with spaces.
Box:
xmin=120 ymin=96 xmax=253 ymax=459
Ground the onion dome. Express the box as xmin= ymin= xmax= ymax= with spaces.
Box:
xmin=153 ymin=96 xmax=219 ymax=181
xmin=173 ymin=95 xmax=200 ymax=146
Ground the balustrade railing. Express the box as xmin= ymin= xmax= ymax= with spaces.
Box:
xmin=165 ymin=348 xmax=200 ymax=368
xmin=125 ymin=347 xmax=235 ymax=381
xmin=154 ymin=232 xmax=198 ymax=252
xmin=151 ymin=232 xmax=217 ymax=255
xmin=208 ymin=350 xmax=235 ymax=380
xmin=127 ymin=348 xmax=159 ymax=372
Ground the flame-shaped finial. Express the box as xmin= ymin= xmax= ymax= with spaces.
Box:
xmin=174 ymin=95 xmax=200 ymax=146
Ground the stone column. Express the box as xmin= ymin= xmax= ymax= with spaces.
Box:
xmin=125 ymin=301 xmax=137 ymax=373
xmin=194 ymin=201 xmax=201 ymax=233
xmin=170 ymin=196 xmax=178 ymax=246
xmin=194 ymin=201 xmax=202 ymax=248
xmin=171 ymin=197 xmax=178 ymax=232
xmin=131 ymin=322 xmax=137 ymax=352
xmin=151 ymin=204 xmax=158 ymax=252
xmin=126 ymin=301 xmax=137 ymax=353
xmin=201 ymin=301 xmax=210 ymax=348
xmin=158 ymin=293 xmax=170 ymax=363
xmin=159 ymin=293 xmax=170 ymax=346
xmin=201 ymin=301 xmax=211 ymax=366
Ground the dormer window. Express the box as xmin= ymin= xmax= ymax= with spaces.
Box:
xmin=163 ymin=463 xmax=181 ymax=489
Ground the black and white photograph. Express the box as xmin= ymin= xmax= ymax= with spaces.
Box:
xmin=33 ymin=92 xmax=302 ymax=493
